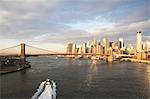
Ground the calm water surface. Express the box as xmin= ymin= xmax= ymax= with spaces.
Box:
xmin=1 ymin=56 xmax=150 ymax=99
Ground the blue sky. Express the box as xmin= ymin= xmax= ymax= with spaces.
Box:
xmin=0 ymin=0 xmax=149 ymax=52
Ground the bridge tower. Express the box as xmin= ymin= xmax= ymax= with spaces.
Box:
xmin=20 ymin=43 xmax=26 ymax=67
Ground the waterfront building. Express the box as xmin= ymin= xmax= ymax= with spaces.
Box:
xmin=93 ymin=44 xmax=97 ymax=54
xmin=72 ymin=43 xmax=77 ymax=54
xmin=78 ymin=46 xmax=83 ymax=54
xmin=141 ymin=51 xmax=147 ymax=60
xmin=107 ymin=47 xmax=113 ymax=63
xmin=96 ymin=43 xmax=100 ymax=54
xmin=114 ymin=41 xmax=121 ymax=49
xmin=137 ymin=51 xmax=147 ymax=60
xmin=137 ymin=31 xmax=142 ymax=52
xmin=133 ymin=48 xmax=137 ymax=58
xmin=143 ymin=40 xmax=150 ymax=52
xmin=66 ymin=43 xmax=73 ymax=54
xmin=119 ymin=38 xmax=124 ymax=49
xmin=148 ymin=41 xmax=150 ymax=51
xmin=112 ymin=42 xmax=115 ymax=49
xmin=127 ymin=44 xmax=134 ymax=55
xmin=109 ymin=42 xmax=113 ymax=47
xmin=91 ymin=39 xmax=97 ymax=46
xmin=90 ymin=45 xmax=94 ymax=54
xmin=76 ymin=48 xmax=79 ymax=54
xmin=90 ymin=39 xmax=97 ymax=54
xmin=87 ymin=46 xmax=91 ymax=53
xmin=103 ymin=38 xmax=109 ymax=55
xmin=77 ymin=46 xmax=83 ymax=58
xmin=82 ymin=43 xmax=87 ymax=53
xmin=96 ymin=43 xmax=104 ymax=55
xmin=86 ymin=41 xmax=91 ymax=49
xmin=71 ymin=43 xmax=77 ymax=57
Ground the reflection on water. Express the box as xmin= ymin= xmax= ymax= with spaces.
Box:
xmin=107 ymin=62 xmax=113 ymax=70
xmin=86 ymin=63 xmax=98 ymax=88
xmin=90 ymin=64 xmax=98 ymax=73
xmin=145 ymin=66 xmax=150 ymax=95
xmin=1 ymin=57 xmax=150 ymax=99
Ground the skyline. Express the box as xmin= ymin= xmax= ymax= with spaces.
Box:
xmin=0 ymin=32 xmax=149 ymax=54
xmin=0 ymin=0 xmax=149 ymax=51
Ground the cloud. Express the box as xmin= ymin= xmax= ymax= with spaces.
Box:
xmin=108 ymin=1 xmax=149 ymax=26
xmin=105 ymin=20 xmax=149 ymax=33
xmin=0 ymin=9 xmax=13 ymax=24
xmin=0 ymin=0 xmax=149 ymax=50
xmin=143 ymin=36 xmax=150 ymax=40
xmin=31 ymin=29 xmax=90 ymax=43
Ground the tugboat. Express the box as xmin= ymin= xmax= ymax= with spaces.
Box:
xmin=31 ymin=79 xmax=56 ymax=99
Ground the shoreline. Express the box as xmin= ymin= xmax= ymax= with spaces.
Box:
xmin=65 ymin=57 xmax=150 ymax=64
xmin=121 ymin=58 xmax=150 ymax=64
xmin=0 ymin=65 xmax=31 ymax=75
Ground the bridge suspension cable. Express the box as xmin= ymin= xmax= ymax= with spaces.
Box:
xmin=0 ymin=44 xmax=20 ymax=56
xmin=0 ymin=45 xmax=20 ymax=52
xmin=26 ymin=44 xmax=61 ymax=54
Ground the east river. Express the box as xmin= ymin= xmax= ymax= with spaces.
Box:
xmin=1 ymin=56 xmax=150 ymax=99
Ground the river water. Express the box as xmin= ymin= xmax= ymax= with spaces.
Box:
xmin=1 ymin=56 xmax=150 ymax=99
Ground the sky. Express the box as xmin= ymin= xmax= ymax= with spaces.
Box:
xmin=0 ymin=0 xmax=149 ymax=52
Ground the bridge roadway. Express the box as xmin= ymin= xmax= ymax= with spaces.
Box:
xmin=0 ymin=53 xmax=134 ymax=58
xmin=0 ymin=53 xmax=105 ymax=57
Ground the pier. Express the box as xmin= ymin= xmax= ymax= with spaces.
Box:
xmin=121 ymin=58 xmax=150 ymax=64
xmin=0 ymin=43 xmax=31 ymax=75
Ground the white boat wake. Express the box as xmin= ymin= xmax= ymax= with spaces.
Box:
xmin=31 ymin=79 xmax=56 ymax=99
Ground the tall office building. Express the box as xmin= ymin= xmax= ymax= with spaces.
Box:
xmin=72 ymin=43 xmax=77 ymax=54
xmin=103 ymin=38 xmax=109 ymax=55
xmin=91 ymin=39 xmax=97 ymax=46
xmin=78 ymin=46 xmax=82 ymax=54
xmin=147 ymin=41 xmax=150 ymax=51
xmin=137 ymin=31 xmax=142 ymax=52
xmin=96 ymin=43 xmax=104 ymax=55
xmin=82 ymin=43 xmax=87 ymax=53
xmin=119 ymin=38 xmax=124 ymax=49
xmin=143 ymin=40 xmax=150 ymax=52
xmin=90 ymin=39 xmax=97 ymax=54
xmin=127 ymin=44 xmax=134 ymax=54
xmin=66 ymin=43 xmax=73 ymax=53
xmin=114 ymin=41 xmax=121 ymax=49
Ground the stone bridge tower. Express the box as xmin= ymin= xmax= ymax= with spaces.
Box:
xmin=20 ymin=43 xmax=26 ymax=67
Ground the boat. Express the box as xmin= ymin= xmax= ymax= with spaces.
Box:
xmin=31 ymin=79 xmax=56 ymax=99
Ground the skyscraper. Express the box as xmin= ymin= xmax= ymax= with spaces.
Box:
xmin=91 ymin=39 xmax=97 ymax=46
xmin=143 ymin=40 xmax=150 ymax=52
xmin=128 ymin=44 xmax=134 ymax=54
xmin=66 ymin=43 xmax=73 ymax=53
xmin=91 ymin=39 xmax=97 ymax=54
xmin=82 ymin=43 xmax=87 ymax=53
xmin=103 ymin=38 xmax=109 ymax=55
xmin=72 ymin=43 xmax=77 ymax=54
xmin=137 ymin=31 xmax=142 ymax=52
xmin=119 ymin=38 xmax=124 ymax=49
